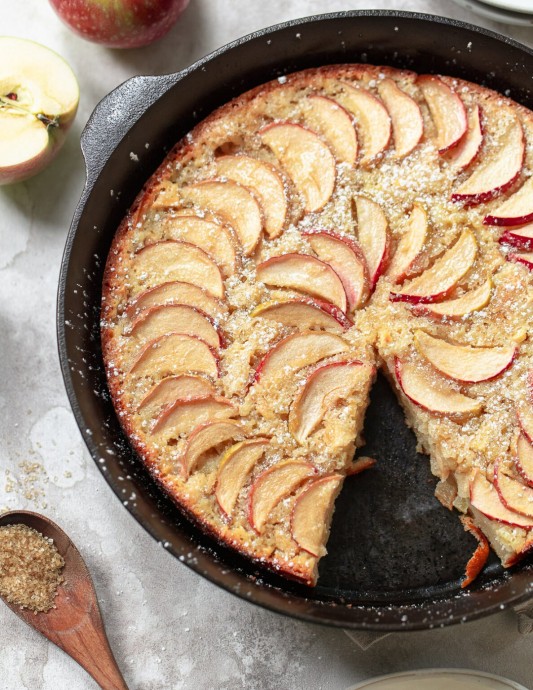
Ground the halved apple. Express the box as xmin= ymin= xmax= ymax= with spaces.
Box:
xmin=355 ymin=196 xmax=390 ymax=288
xmin=131 ymin=241 xmax=224 ymax=298
xmin=499 ymin=223 xmax=533 ymax=250
xmin=256 ymin=253 xmax=348 ymax=312
xmin=451 ymin=111 xmax=524 ymax=205
xmin=152 ymin=395 xmax=237 ymax=437
xmin=395 ymin=357 xmax=482 ymax=419
xmin=508 ymin=252 xmax=533 ymax=270
xmin=470 ymin=470 xmax=533 ymax=528
xmin=260 ymin=122 xmax=336 ymax=212
xmin=304 ymin=230 xmax=369 ymax=310
xmin=390 ymin=229 xmax=477 ymax=303
xmin=215 ymin=438 xmax=270 ymax=519
xmin=418 ymin=75 xmax=467 ymax=154
xmin=386 ymin=203 xmax=427 ymax=283
xmin=128 ymin=304 xmax=222 ymax=349
xmin=290 ymin=474 xmax=343 ymax=557
xmin=251 ymin=298 xmax=352 ymax=332
xmin=126 ymin=281 xmax=227 ymax=321
xmin=414 ymin=330 xmax=516 ymax=383
xmin=288 ymin=361 xmax=364 ymax=443
xmin=248 ymin=460 xmax=317 ymax=534
xmin=129 ymin=333 xmax=219 ymax=379
xmin=494 ymin=462 xmax=533 ymax=519
xmin=181 ymin=419 xmax=244 ymax=478
xmin=516 ymin=434 xmax=533 ymax=489
xmin=412 ymin=278 xmax=492 ymax=320
xmin=215 ymin=155 xmax=287 ymax=238
xmin=179 ymin=180 xmax=263 ymax=255
xmin=0 ymin=37 xmax=79 ymax=185
xmin=446 ymin=105 xmax=483 ymax=171
xmin=302 ymin=95 xmax=358 ymax=165
xmin=253 ymin=331 xmax=349 ymax=387
xmin=377 ymin=78 xmax=423 ymax=158
xmin=336 ymin=83 xmax=391 ymax=165
xmin=484 ymin=176 xmax=533 ymax=227
xmin=138 ymin=374 xmax=215 ymax=418
xmin=518 ymin=404 xmax=533 ymax=446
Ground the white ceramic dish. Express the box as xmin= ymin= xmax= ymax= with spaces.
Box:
xmin=482 ymin=0 xmax=533 ymax=13
xmin=452 ymin=0 xmax=533 ymax=25
xmin=347 ymin=669 xmax=529 ymax=690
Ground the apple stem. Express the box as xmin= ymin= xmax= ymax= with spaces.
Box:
xmin=0 ymin=96 xmax=59 ymax=129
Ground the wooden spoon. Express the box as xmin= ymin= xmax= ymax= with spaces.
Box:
xmin=0 ymin=510 xmax=128 ymax=690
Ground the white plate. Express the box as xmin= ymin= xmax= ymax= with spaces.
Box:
xmin=347 ymin=668 xmax=528 ymax=690
xmin=481 ymin=0 xmax=533 ymax=13
xmin=452 ymin=0 xmax=533 ymax=25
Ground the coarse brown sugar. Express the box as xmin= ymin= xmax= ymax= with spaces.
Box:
xmin=0 ymin=523 xmax=64 ymax=613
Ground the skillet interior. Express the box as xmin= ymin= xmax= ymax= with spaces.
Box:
xmin=58 ymin=11 xmax=533 ymax=630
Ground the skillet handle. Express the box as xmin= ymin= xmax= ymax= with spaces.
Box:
xmin=80 ymin=74 xmax=179 ymax=186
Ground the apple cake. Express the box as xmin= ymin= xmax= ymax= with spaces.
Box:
xmin=101 ymin=64 xmax=533 ymax=587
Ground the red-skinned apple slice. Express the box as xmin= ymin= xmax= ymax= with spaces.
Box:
xmin=248 ymin=460 xmax=317 ymax=534
xmin=516 ymin=434 xmax=533 ymax=489
xmin=499 ymin=223 xmax=533 ymax=250
xmin=355 ymin=196 xmax=390 ymax=288
xmin=451 ymin=111 xmax=524 ymax=205
xmin=152 ymin=395 xmax=236 ymax=437
xmin=377 ymin=78 xmax=423 ymax=158
xmin=470 ymin=470 xmax=533 ymax=529
xmin=302 ymin=95 xmax=358 ymax=165
xmin=290 ymin=474 xmax=343 ymax=557
xmin=484 ymin=177 xmax=533 ymax=227
xmin=387 ymin=203 xmax=427 ymax=283
xmin=395 ymin=357 xmax=482 ymax=419
xmin=518 ymin=404 xmax=533 ymax=446
xmin=414 ymin=330 xmax=516 ymax=383
xmin=418 ymin=75 xmax=467 ymax=153
xmin=215 ymin=438 xmax=270 ymax=519
xmin=260 ymin=122 xmax=336 ymax=212
xmin=304 ymin=230 xmax=369 ymax=310
xmin=347 ymin=457 xmax=376 ymax=476
xmin=508 ymin=252 xmax=533 ymax=270
xmin=180 ymin=420 xmax=244 ymax=478
xmin=337 ymin=83 xmax=391 ymax=165
xmin=129 ymin=333 xmax=219 ymax=379
xmin=215 ymin=155 xmax=287 ymax=239
xmin=253 ymin=331 xmax=349 ymax=387
xmin=131 ymin=241 xmax=224 ymax=298
xmin=494 ymin=461 xmax=533 ymax=519
xmin=446 ymin=105 xmax=483 ymax=171
xmin=126 ymin=281 xmax=227 ymax=321
xmin=138 ymin=374 xmax=215 ymax=417
xmin=251 ymin=298 xmax=352 ymax=332
xmin=390 ymin=229 xmax=477 ymax=303
xmin=128 ymin=304 xmax=222 ymax=349
xmin=256 ymin=253 xmax=348 ymax=312
xmin=288 ymin=361 xmax=364 ymax=443
xmin=412 ymin=278 xmax=492 ymax=320
xmin=179 ymin=180 xmax=263 ymax=255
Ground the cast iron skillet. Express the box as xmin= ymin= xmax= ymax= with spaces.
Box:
xmin=58 ymin=11 xmax=533 ymax=631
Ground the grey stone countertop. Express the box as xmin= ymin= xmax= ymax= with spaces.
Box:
xmin=1 ymin=1 xmax=533 ymax=688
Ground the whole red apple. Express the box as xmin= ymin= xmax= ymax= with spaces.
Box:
xmin=48 ymin=0 xmax=190 ymax=49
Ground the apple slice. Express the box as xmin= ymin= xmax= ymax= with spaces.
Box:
xmin=215 ymin=155 xmax=287 ymax=238
xmin=336 ymin=83 xmax=391 ymax=165
xmin=181 ymin=419 xmax=244 ymax=478
xmin=256 ymin=253 xmax=348 ymax=312
xmin=494 ymin=462 xmax=533 ymax=519
xmin=179 ymin=180 xmax=263 ymax=255
xmin=508 ymin=252 xmax=533 ymax=270
xmin=248 ymin=460 xmax=317 ymax=534
xmin=414 ymin=330 xmax=516 ymax=383
xmin=251 ymin=298 xmax=352 ymax=332
xmin=302 ymin=95 xmax=358 ymax=165
xmin=499 ymin=223 xmax=533 ymax=250
xmin=290 ymin=474 xmax=343 ymax=557
xmin=304 ymin=230 xmax=369 ymax=310
xmin=446 ymin=105 xmax=483 ymax=171
xmin=377 ymin=78 xmax=423 ymax=158
xmin=253 ymin=331 xmax=349 ymax=387
xmin=516 ymin=434 xmax=533 ymax=489
xmin=386 ymin=203 xmax=427 ymax=283
xmin=395 ymin=357 xmax=482 ymax=419
xmin=128 ymin=304 xmax=222 ymax=349
xmin=129 ymin=333 xmax=219 ymax=380
xmin=288 ymin=361 xmax=364 ymax=443
xmin=518 ymin=404 xmax=533 ymax=446
xmin=418 ymin=75 xmax=467 ymax=154
xmin=355 ymin=196 xmax=390 ymax=288
xmin=451 ymin=111 xmax=524 ymax=205
xmin=126 ymin=281 xmax=227 ymax=321
xmin=412 ymin=278 xmax=492 ymax=320
xmin=347 ymin=457 xmax=376 ymax=476
xmin=484 ymin=176 xmax=533 ymax=227
xmin=152 ymin=395 xmax=236 ymax=437
xmin=160 ymin=214 xmax=236 ymax=277
xmin=131 ymin=241 xmax=224 ymax=298
xmin=260 ymin=122 xmax=335 ymax=212
xmin=215 ymin=438 xmax=270 ymax=519
xmin=459 ymin=515 xmax=490 ymax=589
xmin=138 ymin=374 xmax=215 ymax=417
xmin=390 ymin=229 xmax=477 ymax=303
xmin=470 ymin=470 xmax=533 ymax=529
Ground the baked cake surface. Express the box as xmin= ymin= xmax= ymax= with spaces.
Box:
xmin=102 ymin=64 xmax=533 ymax=587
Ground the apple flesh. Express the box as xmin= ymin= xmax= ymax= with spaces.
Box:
xmin=128 ymin=304 xmax=222 ymax=349
xmin=470 ymin=470 xmax=533 ymax=529
xmin=494 ymin=462 xmax=533 ymax=519
xmin=508 ymin=252 xmax=533 ymax=270
xmin=302 ymin=95 xmax=358 ymax=165
xmin=180 ymin=419 xmax=244 ymax=478
xmin=484 ymin=176 xmax=533 ymax=227
xmin=126 ymin=280 xmax=227 ymax=321
xmin=49 ymin=0 xmax=189 ymax=49
xmin=445 ymin=105 xmax=483 ymax=171
xmin=138 ymin=374 xmax=214 ymax=418
xmin=387 ymin=203 xmax=427 ymax=283
xmin=0 ymin=37 xmax=79 ymax=185
xmin=518 ymin=404 xmax=533 ymax=446
xmin=418 ymin=75 xmax=467 ymax=154
xmin=412 ymin=278 xmax=492 ymax=320
xmin=152 ymin=395 xmax=236 ymax=437
xmin=129 ymin=333 xmax=219 ymax=380
xmin=251 ymin=298 xmax=352 ymax=332
xmin=377 ymin=78 xmax=423 ymax=158
xmin=516 ymin=434 xmax=533 ymax=489
xmin=499 ymin=223 xmax=533 ymax=251
xmin=355 ymin=196 xmax=390 ymax=288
